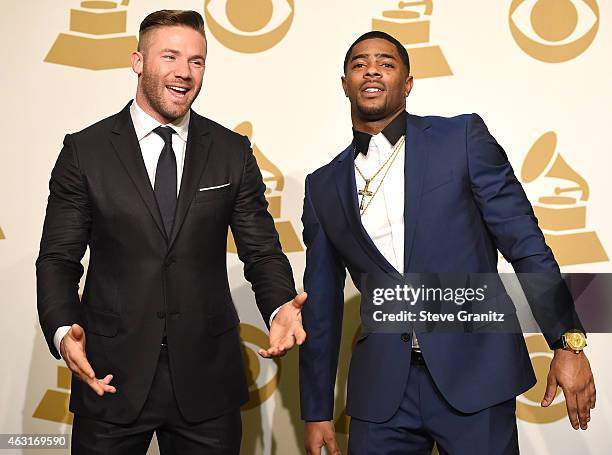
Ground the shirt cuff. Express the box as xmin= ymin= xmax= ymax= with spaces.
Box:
xmin=269 ymin=306 xmax=283 ymax=327
xmin=53 ymin=326 xmax=72 ymax=359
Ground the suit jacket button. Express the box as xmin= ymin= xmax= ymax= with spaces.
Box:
xmin=401 ymin=332 xmax=410 ymax=342
xmin=164 ymin=257 xmax=175 ymax=267
xmin=157 ymin=311 xmax=165 ymax=319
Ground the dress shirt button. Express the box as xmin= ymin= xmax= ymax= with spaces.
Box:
xmin=157 ymin=311 xmax=166 ymax=319
xmin=400 ymin=332 xmax=410 ymax=342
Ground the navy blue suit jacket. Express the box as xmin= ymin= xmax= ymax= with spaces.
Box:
xmin=299 ymin=113 xmax=581 ymax=423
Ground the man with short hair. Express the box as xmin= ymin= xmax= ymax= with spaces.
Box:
xmin=299 ymin=31 xmax=595 ymax=454
xmin=37 ymin=9 xmax=305 ymax=454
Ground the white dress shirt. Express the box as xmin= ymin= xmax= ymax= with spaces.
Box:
xmin=355 ymin=133 xmax=405 ymax=274
xmin=355 ymin=133 xmax=420 ymax=348
xmin=53 ymin=100 xmax=189 ymax=357
xmin=130 ymin=99 xmax=189 ymax=195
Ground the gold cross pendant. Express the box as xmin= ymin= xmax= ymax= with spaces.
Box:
xmin=358 ymin=179 xmax=373 ymax=211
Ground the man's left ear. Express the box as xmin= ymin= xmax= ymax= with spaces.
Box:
xmin=404 ymin=75 xmax=414 ymax=97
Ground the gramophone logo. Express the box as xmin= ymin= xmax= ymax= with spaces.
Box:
xmin=521 ymin=132 xmax=608 ymax=266
xmin=517 ymin=335 xmax=567 ymax=423
xmin=228 ymin=121 xmax=303 ymax=253
xmin=204 ymin=0 xmax=294 ymax=53
xmin=32 ymin=365 xmax=73 ymax=424
xmin=372 ymin=0 xmax=452 ymax=79
xmin=509 ymin=0 xmax=599 ymax=63
xmin=45 ymin=0 xmax=138 ymax=70
xmin=240 ymin=324 xmax=281 ymax=409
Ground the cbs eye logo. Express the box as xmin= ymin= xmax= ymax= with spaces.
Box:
xmin=204 ymin=0 xmax=294 ymax=53
xmin=509 ymin=0 xmax=599 ymax=63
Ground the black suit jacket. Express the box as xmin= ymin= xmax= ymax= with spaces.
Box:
xmin=36 ymin=102 xmax=296 ymax=424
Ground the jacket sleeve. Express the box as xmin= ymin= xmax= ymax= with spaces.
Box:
xmin=299 ymin=174 xmax=346 ymax=421
xmin=36 ymin=134 xmax=90 ymax=359
xmin=230 ymin=137 xmax=296 ymax=326
xmin=466 ymin=114 xmax=583 ymax=346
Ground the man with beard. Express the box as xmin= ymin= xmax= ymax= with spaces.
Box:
xmin=299 ymin=31 xmax=595 ymax=454
xmin=37 ymin=10 xmax=305 ymax=454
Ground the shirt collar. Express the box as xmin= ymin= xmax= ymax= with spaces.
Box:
xmin=352 ymin=111 xmax=407 ymax=157
xmin=129 ymin=99 xmax=190 ymax=142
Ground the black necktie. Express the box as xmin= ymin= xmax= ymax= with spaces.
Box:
xmin=153 ymin=126 xmax=177 ymax=238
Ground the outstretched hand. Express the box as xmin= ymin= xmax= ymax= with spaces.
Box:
xmin=60 ymin=323 xmax=116 ymax=396
xmin=259 ymin=292 xmax=307 ymax=358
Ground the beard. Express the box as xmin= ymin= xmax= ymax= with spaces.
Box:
xmin=354 ymin=96 xmax=390 ymax=121
xmin=356 ymin=102 xmax=387 ymax=120
xmin=140 ymin=67 xmax=200 ymax=122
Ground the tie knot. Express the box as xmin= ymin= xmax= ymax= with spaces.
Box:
xmin=153 ymin=126 xmax=175 ymax=144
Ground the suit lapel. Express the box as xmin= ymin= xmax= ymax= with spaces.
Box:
xmin=110 ymin=103 xmax=166 ymax=240
xmin=167 ymin=111 xmax=212 ymax=250
xmin=404 ymin=114 xmax=431 ymax=271
xmin=335 ymin=146 xmax=397 ymax=274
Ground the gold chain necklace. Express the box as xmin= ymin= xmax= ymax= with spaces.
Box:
xmin=355 ymin=135 xmax=405 ymax=215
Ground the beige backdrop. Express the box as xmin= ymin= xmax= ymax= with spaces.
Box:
xmin=1 ymin=0 xmax=611 ymax=453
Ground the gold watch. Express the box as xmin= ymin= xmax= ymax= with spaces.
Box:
xmin=562 ymin=330 xmax=587 ymax=354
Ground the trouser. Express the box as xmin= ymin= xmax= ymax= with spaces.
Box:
xmin=348 ymin=350 xmax=518 ymax=455
xmin=72 ymin=345 xmax=242 ymax=455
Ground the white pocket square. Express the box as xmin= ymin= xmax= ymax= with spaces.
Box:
xmin=199 ymin=182 xmax=231 ymax=191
